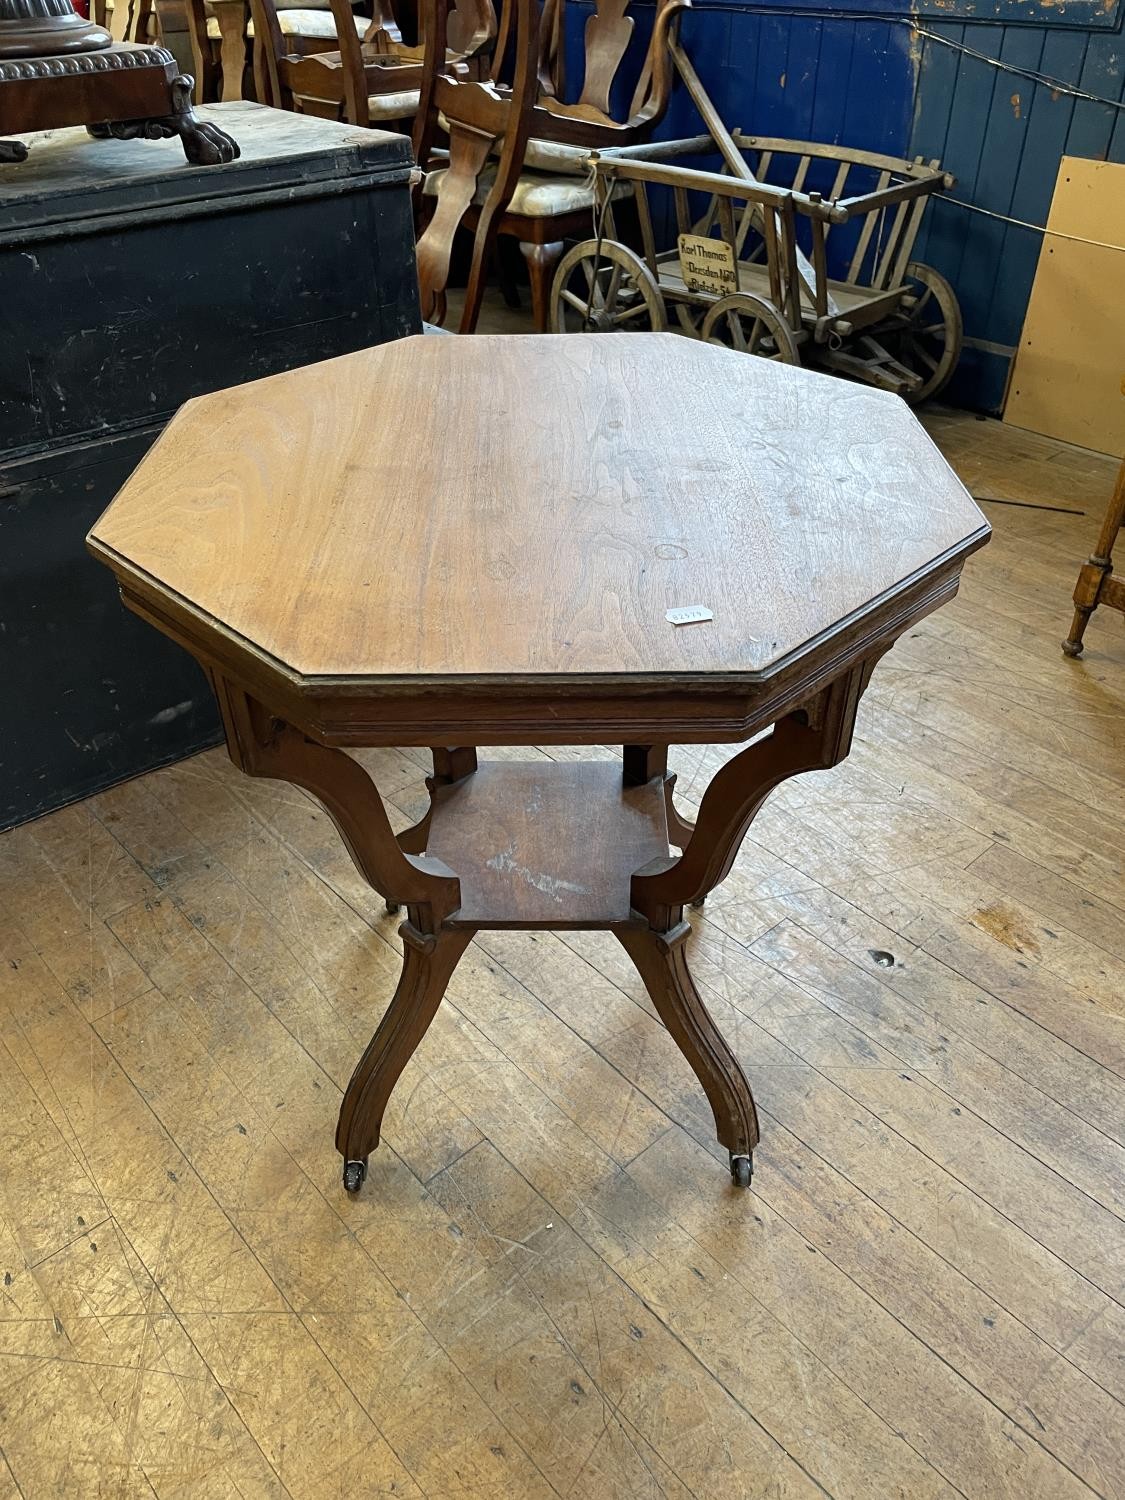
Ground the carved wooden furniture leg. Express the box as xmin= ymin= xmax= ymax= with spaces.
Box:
xmin=211 ymin=677 xmax=474 ymax=1187
xmin=1063 ymin=456 xmax=1125 ymax=658
xmin=336 ymin=924 xmax=473 ymax=1189
xmin=617 ymin=922 xmax=758 ymax=1183
xmin=519 ymin=239 xmax=564 ymax=332
xmin=624 ymin=661 xmax=876 ymax=1183
xmin=213 ymin=678 xmax=461 ymax=921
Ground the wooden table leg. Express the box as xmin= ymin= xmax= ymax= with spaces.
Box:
xmin=336 ymin=924 xmax=473 ymax=1190
xmin=209 ymin=0 xmax=249 ymax=102
xmin=210 ymin=679 xmax=477 ymax=1190
xmin=625 ymin=659 xmax=878 ymax=1184
xmin=617 ymin=922 xmax=759 ymax=1182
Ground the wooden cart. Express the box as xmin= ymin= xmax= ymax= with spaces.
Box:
xmin=549 ymin=130 xmax=962 ymax=403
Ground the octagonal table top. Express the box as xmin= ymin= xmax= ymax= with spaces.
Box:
xmin=88 ymin=333 xmax=989 ymax=742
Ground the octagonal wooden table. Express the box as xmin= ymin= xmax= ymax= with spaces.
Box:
xmin=88 ymin=333 xmax=989 ymax=1194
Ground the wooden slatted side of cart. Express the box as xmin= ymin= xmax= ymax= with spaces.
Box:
xmin=549 ymin=129 xmax=962 ymax=404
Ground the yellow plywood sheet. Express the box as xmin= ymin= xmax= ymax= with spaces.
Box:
xmin=1005 ymin=156 xmax=1125 ymax=456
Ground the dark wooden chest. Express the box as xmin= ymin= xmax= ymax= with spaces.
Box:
xmin=1 ymin=103 xmax=420 ymax=830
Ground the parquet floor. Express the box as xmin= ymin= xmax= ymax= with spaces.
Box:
xmin=1 ymin=408 xmax=1124 ymax=1499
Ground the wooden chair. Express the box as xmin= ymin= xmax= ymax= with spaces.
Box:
xmin=414 ymin=0 xmax=690 ymax=330
xmin=414 ymin=0 xmax=541 ymax=331
xmin=526 ymin=0 xmax=689 ymax=151
xmin=249 ymin=0 xmax=494 ymax=128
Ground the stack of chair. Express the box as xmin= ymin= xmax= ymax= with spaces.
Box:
xmin=179 ymin=0 xmax=377 ymax=104
xmin=246 ymin=0 xmax=495 ymax=126
xmin=414 ymin=0 xmax=690 ymax=331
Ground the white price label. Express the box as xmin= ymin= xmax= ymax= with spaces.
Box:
xmin=666 ymin=605 xmax=714 ymax=627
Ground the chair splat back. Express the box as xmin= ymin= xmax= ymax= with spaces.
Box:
xmin=533 ymin=0 xmax=690 ymax=146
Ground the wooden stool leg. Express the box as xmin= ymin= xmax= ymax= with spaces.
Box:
xmin=1062 ymin=604 xmax=1095 ymax=658
xmin=617 ymin=924 xmax=758 ymax=1182
xmin=1063 ymin=457 xmax=1125 ymax=657
xmin=520 ymin=240 xmax=564 ymax=332
xmin=336 ymin=924 xmax=473 ymax=1189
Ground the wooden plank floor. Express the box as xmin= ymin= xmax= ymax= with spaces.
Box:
xmin=2 ymin=409 xmax=1124 ymax=1499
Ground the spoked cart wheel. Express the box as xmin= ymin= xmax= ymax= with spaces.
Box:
xmin=880 ymin=261 xmax=962 ymax=405
xmin=550 ymin=240 xmax=667 ymax=334
xmin=701 ymin=293 xmax=801 ymax=364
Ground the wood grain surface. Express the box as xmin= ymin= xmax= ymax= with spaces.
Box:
xmin=89 ymin=334 xmax=988 ymax=684
xmin=424 ymin=760 xmax=669 ymax=925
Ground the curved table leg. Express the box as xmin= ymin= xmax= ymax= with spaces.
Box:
xmin=623 ymin=658 xmax=882 ymax=1184
xmin=336 ymin=923 xmax=473 ymax=1190
xmin=617 ymin=922 xmax=758 ymax=1183
xmin=212 ymin=676 xmax=460 ymax=930
xmin=631 ymin=660 xmax=876 ymax=929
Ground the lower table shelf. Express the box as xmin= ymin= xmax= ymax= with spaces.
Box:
xmin=424 ymin=761 xmax=670 ymax=928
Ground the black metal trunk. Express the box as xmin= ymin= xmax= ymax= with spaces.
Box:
xmin=1 ymin=102 xmax=421 ymax=830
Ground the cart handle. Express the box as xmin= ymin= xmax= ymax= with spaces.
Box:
xmin=834 ymin=173 xmax=952 ymax=219
xmin=585 ymin=150 xmax=848 ymax=223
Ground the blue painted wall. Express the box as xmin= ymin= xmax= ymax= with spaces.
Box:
xmin=569 ymin=0 xmax=1125 ymax=411
xmin=909 ymin=17 xmax=1124 ymax=407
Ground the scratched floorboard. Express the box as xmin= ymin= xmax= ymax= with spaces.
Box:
xmin=2 ymin=400 xmax=1124 ymax=1498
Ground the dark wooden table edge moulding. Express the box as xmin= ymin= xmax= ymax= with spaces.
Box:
xmin=88 ymin=522 xmax=989 ymax=1195
xmin=88 ymin=533 xmax=987 ymax=738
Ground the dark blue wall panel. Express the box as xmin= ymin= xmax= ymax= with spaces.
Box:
xmin=910 ymin=18 xmax=1125 ymax=408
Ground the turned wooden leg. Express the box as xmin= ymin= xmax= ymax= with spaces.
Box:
xmin=1062 ymin=606 xmax=1094 ymax=658
xmin=617 ymin=923 xmax=758 ymax=1183
xmin=1063 ymin=457 xmax=1125 ymax=657
xmin=520 ymin=240 xmax=564 ymax=332
xmin=336 ymin=924 xmax=473 ymax=1189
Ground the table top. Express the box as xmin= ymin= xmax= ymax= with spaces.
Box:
xmin=88 ymin=333 xmax=989 ymax=743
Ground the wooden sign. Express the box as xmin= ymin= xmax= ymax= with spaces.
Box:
xmin=678 ymin=233 xmax=737 ymax=295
